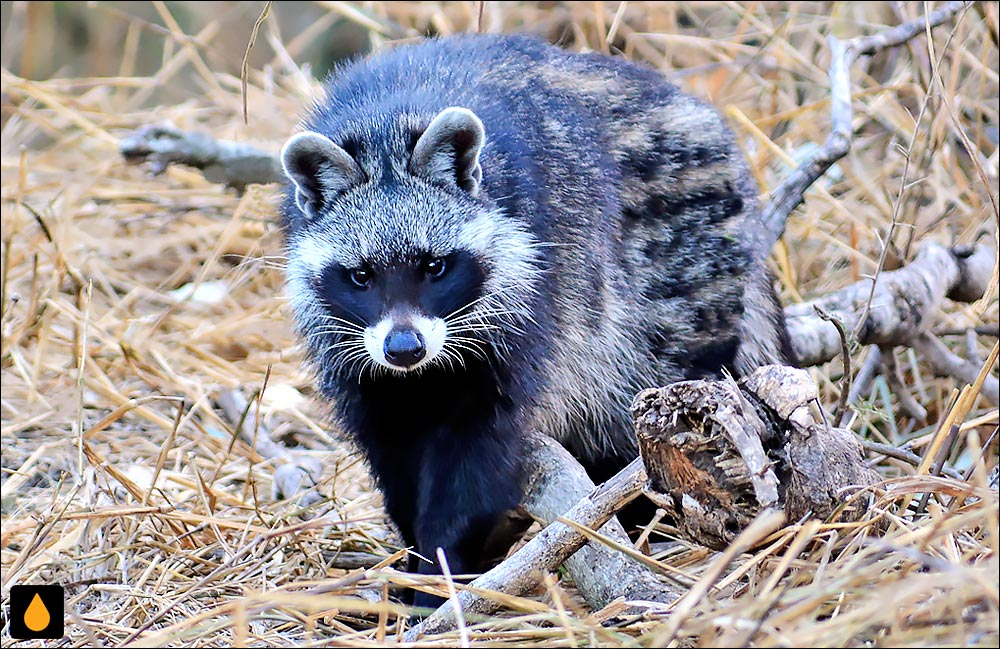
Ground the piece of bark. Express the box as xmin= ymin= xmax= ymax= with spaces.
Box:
xmin=785 ymin=243 xmax=995 ymax=368
xmin=739 ymin=366 xmax=882 ymax=521
xmin=746 ymin=368 xmax=881 ymax=522
xmin=634 ymin=365 xmax=879 ymax=550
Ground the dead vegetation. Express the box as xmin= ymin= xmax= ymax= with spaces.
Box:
xmin=1 ymin=2 xmax=997 ymax=647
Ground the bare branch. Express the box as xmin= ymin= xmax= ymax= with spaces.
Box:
xmin=882 ymin=348 xmax=929 ymax=421
xmin=852 ymin=1 xmax=974 ymax=55
xmin=814 ymin=306 xmax=853 ymax=424
xmin=405 ymin=454 xmax=651 ymax=640
xmin=784 ymin=243 xmax=994 ymax=367
xmin=860 ymin=439 xmax=962 ymax=479
xmin=519 ymin=433 xmax=682 ymax=608
xmin=838 ymin=345 xmax=883 ymax=427
xmin=913 ymin=333 xmax=999 ymax=406
xmin=761 ymin=1 xmax=973 ymax=247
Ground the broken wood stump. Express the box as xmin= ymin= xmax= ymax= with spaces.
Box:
xmin=633 ymin=365 xmax=880 ymax=550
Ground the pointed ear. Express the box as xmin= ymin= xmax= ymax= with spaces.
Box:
xmin=281 ymin=131 xmax=365 ymax=220
xmin=409 ymin=107 xmax=485 ymax=197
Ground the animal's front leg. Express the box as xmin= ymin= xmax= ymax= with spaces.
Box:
xmin=410 ymin=423 xmax=524 ymax=609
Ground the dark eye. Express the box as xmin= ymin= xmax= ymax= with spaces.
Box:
xmin=348 ymin=268 xmax=372 ymax=288
xmin=424 ymin=257 xmax=447 ymax=279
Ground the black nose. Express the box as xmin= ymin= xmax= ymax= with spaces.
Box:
xmin=384 ymin=329 xmax=426 ymax=368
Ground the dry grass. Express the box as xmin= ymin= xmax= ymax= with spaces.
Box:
xmin=1 ymin=2 xmax=998 ymax=647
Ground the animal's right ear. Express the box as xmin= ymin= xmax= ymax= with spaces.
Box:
xmin=410 ymin=107 xmax=485 ymax=196
xmin=280 ymin=131 xmax=365 ymax=220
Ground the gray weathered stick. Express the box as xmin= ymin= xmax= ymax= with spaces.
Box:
xmin=520 ymin=433 xmax=683 ymax=608
xmin=120 ymin=123 xmax=285 ymax=191
xmin=785 ymin=243 xmax=994 ymax=369
xmin=913 ymin=333 xmax=999 ymax=405
xmin=405 ymin=453 xmax=650 ymax=640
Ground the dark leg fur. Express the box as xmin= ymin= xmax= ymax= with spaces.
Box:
xmin=406 ymin=424 xmax=523 ymax=609
xmin=343 ymin=365 xmax=525 ymax=609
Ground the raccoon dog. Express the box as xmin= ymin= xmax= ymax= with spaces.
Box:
xmin=280 ymin=34 xmax=790 ymax=606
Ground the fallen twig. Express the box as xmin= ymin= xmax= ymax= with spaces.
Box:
xmin=815 ymin=306 xmax=853 ymax=425
xmin=882 ymin=347 xmax=929 ymax=421
xmin=760 ymin=0 xmax=974 ymax=247
xmin=785 ymin=243 xmax=994 ymax=368
xmin=519 ymin=433 xmax=683 ymax=608
xmin=119 ymin=123 xmax=285 ymax=191
xmin=860 ymin=439 xmax=962 ymax=480
xmin=839 ymin=345 xmax=883 ymax=427
xmin=913 ymin=333 xmax=999 ymax=406
xmin=405 ymin=453 xmax=651 ymax=640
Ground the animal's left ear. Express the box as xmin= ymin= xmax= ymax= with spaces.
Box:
xmin=409 ymin=107 xmax=484 ymax=197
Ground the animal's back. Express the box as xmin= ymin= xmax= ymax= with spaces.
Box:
xmin=298 ymin=33 xmax=788 ymax=466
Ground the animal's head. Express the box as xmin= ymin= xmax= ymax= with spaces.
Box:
xmin=280 ymin=107 xmax=540 ymax=377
